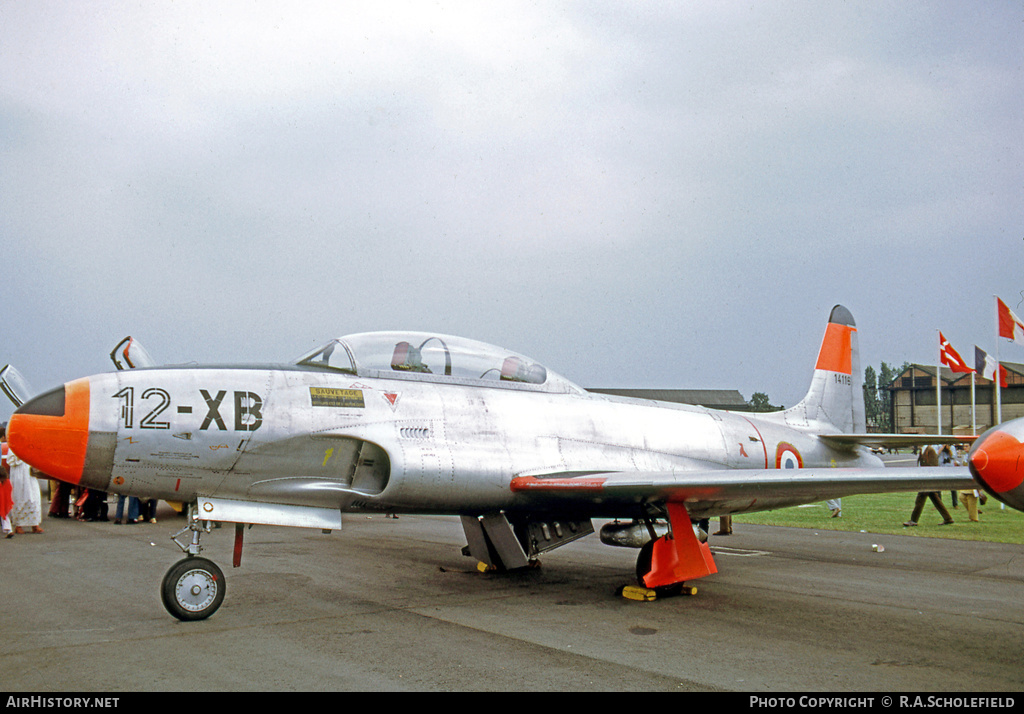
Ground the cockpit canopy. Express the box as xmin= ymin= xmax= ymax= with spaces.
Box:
xmin=296 ymin=332 xmax=581 ymax=393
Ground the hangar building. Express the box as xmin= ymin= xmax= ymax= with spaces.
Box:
xmin=886 ymin=362 xmax=1024 ymax=435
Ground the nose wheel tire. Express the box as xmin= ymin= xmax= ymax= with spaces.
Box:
xmin=161 ymin=557 xmax=226 ymax=621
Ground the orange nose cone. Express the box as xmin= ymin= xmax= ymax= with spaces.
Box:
xmin=968 ymin=426 xmax=1024 ymax=511
xmin=7 ymin=378 xmax=90 ymax=485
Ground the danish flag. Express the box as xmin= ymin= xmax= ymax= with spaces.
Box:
xmin=939 ymin=332 xmax=973 ymax=374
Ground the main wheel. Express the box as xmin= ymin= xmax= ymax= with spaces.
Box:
xmin=161 ymin=557 xmax=226 ymax=621
xmin=635 ymin=539 xmax=655 ymax=586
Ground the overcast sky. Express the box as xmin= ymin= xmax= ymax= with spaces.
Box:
xmin=1 ymin=1 xmax=1021 ymax=423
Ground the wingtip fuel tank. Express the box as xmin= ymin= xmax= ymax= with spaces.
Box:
xmin=968 ymin=418 xmax=1024 ymax=512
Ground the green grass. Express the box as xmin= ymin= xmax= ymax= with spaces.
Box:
xmin=732 ymin=492 xmax=1024 ymax=545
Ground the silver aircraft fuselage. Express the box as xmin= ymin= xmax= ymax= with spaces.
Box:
xmin=64 ymin=363 xmax=880 ymax=518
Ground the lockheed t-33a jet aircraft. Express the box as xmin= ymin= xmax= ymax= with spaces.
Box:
xmin=7 ymin=306 xmax=992 ymax=620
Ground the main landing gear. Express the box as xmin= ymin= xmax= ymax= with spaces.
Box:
xmin=162 ymin=506 xmax=225 ymax=621
xmin=622 ymin=504 xmax=718 ymax=602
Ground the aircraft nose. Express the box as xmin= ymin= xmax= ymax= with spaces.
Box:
xmin=7 ymin=378 xmax=91 ymax=485
xmin=968 ymin=421 xmax=1024 ymax=512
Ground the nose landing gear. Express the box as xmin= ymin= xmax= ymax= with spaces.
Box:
xmin=162 ymin=504 xmax=225 ymax=621
xmin=161 ymin=556 xmax=225 ymax=621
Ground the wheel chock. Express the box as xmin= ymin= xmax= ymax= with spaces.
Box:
xmin=620 ymin=585 xmax=658 ymax=601
xmin=475 ymin=560 xmax=541 ymax=573
xmin=619 ymin=583 xmax=698 ymax=601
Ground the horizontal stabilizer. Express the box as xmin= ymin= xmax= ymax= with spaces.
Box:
xmin=819 ymin=433 xmax=977 ymax=449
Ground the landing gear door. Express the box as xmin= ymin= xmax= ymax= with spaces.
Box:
xmin=0 ymin=365 xmax=35 ymax=408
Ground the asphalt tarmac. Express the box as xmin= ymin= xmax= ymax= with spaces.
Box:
xmin=1 ymin=496 xmax=1022 ymax=693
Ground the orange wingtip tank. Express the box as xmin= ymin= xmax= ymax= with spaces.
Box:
xmin=968 ymin=419 xmax=1024 ymax=512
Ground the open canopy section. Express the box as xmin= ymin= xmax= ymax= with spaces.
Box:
xmin=296 ymin=332 xmax=581 ymax=393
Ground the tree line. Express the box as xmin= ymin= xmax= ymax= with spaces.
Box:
xmin=864 ymin=361 xmax=910 ymax=432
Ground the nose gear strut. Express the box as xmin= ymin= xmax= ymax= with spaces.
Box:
xmin=163 ymin=503 xmax=226 ymax=621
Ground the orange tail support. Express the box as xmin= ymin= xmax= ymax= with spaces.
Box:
xmin=642 ymin=503 xmax=718 ymax=588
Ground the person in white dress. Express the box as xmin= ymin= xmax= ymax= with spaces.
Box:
xmin=2 ymin=428 xmax=43 ymax=535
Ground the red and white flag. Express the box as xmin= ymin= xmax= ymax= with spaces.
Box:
xmin=997 ymin=297 xmax=1024 ymax=346
xmin=975 ymin=345 xmax=1007 ymax=388
xmin=939 ymin=332 xmax=973 ymax=373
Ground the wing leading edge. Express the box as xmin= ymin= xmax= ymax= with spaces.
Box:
xmin=510 ymin=467 xmax=974 ymax=519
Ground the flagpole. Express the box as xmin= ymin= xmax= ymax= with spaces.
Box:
xmin=971 ymin=371 xmax=976 ymax=435
xmin=936 ymin=329 xmax=942 ymax=436
xmin=995 ymin=296 xmax=1002 ymax=424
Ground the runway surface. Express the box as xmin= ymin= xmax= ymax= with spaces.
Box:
xmin=1 ymin=501 xmax=1022 ymax=692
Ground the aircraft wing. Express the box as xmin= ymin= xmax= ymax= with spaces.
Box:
xmin=510 ymin=467 xmax=975 ymax=518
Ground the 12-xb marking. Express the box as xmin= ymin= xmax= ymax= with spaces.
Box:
xmin=113 ymin=387 xmax=264 ymax=432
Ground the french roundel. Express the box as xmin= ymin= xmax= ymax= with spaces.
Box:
xmin=775 ymin=442 xmax=803 ymax=469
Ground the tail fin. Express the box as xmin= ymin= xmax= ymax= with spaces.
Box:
xmin=783 ymin=305 xmax=865 ymax=433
